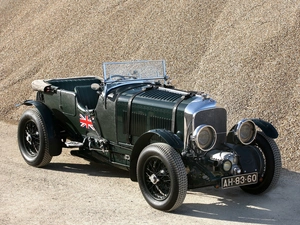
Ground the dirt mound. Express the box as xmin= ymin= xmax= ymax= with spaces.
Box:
xmin=0 ymin=0 xmax=299 ymax=170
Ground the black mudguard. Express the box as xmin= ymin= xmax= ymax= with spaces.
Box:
xmin=22 ymin=100 xmax=62 ymax=156
xmin=129 ymin=129 xmax=184 ymax=181
xmin=251 ymin=119 xmax=278 ymax=139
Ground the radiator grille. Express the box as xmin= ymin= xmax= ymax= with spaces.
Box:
xmin=194 ymin=108 xmax=227 ymax=144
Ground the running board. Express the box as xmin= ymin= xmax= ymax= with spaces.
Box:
xmin=65 ymin=141 xmax=83 ymax=148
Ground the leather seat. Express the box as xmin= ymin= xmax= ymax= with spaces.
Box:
xmin=74 ymin=85 xmax=99 ymax=112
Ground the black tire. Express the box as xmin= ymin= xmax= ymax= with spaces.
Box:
xmin=18 ymin=108 xmax=53 ymax=167
xmin=137 ymin=143 xmax=187 ymax=211
xmin=240 ymin=131 xmax=281 ymax=194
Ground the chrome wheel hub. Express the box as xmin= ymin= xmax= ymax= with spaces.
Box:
xmin=25 ymin=131 xmax=32 ymax=145
xmin=149 ymin=174 xmax=160 ymax=185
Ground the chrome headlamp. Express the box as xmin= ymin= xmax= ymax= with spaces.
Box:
xmin=235 ymin=119 xmax=257 ymax=145
xmin=192 ymin=125 xmax=217 ymax=151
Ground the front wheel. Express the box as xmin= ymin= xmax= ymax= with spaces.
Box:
xmin=137 ymin=143 xmax=187 ymax=211
xmin=18 ymin=108 xmax=53 ymax=167
xmin=240 ymin=131 xmax=281 ymax=194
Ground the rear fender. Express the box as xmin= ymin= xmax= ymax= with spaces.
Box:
xmin=129 ymin=129 xmax=184 ymax=181
xmin=22 ymin=100 xmax=62 ymax=156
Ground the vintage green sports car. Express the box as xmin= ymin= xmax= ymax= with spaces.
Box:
xmin=17 ymin=60 xmax=281 ymax=211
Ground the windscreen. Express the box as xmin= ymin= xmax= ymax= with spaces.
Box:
xmin=103 ymin=60 xmax=166 ymax=83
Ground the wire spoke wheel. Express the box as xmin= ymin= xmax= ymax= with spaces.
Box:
xmin=241 ymin=131 xmax=281 ymax=194
xmin=18 ymin=108 xmax=53 ymax=167
xmin=144 ymin=157 xmax=171 ymax=201
xmin=137 ymin=143 xmax=187 ymax=211
xmin=24 ymin=121 xmax=40 ymax=156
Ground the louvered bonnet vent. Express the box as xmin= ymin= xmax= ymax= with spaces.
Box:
xmin=138 ymin=89 xmax=182 ymax=102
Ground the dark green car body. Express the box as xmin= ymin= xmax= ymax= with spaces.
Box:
xmin=18 ymin=60 xmax=281 ymax=211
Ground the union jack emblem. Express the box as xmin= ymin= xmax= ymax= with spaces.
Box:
xmin=79 ymin=114 xmax=95 ymax=130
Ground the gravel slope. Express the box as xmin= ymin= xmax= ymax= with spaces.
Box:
xmin=0 ymin=0 xmax=299 ymax=170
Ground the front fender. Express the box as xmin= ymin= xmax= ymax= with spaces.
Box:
xmin=21 ymin=100 xmax=62 ymax=156
xmin=129 ymin=129 xmax=184 ymax=181
xmin=251 ymin=119 xmax=278 ymax=139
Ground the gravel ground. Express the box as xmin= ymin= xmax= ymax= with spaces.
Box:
xmin=0 ymin=1 xmax=299 ymax=169
xmin=1 ymin=121 xmax=300 ymax=225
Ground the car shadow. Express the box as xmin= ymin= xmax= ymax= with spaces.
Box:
xmin=175 ymin=190 xmax=277 ymax=224
xmin=173 ymin=168 xmax=299 ymax=225
xmin=43 ymin=161 xmax=130 ymax=178
xmin=43 ymin=161 xmax=299 ymax=224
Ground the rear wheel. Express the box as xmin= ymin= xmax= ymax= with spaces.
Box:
xmin=18 ymin=108 xmax=52 ymax=167
xmin=137 ymin=143 xmax=187 ymax=211
xmin=240 ymin=131 xmax=281 ymax=194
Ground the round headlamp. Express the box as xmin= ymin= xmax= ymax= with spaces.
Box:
xmin=222 ymin=160 xmax=232 ymax=172
xmin=192 ymin=125 xmax=217 ymax=151
xmin=235 ymin=119 xmax=257 ymax=145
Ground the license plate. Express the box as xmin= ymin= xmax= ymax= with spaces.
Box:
xmin=221 ymin=172 xmax=258 ymax=189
